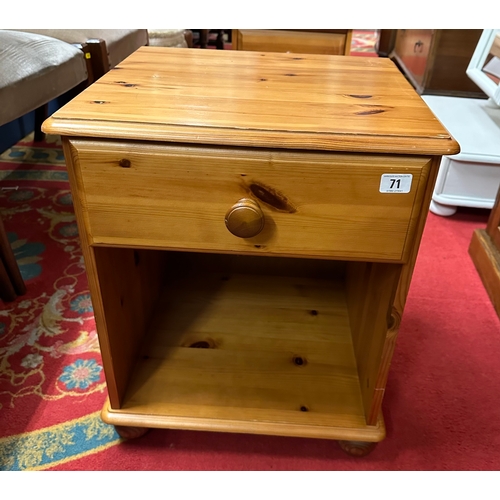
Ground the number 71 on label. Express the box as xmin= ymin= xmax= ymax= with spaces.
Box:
xmin=379 ymin=174 xmax=413 ymax=193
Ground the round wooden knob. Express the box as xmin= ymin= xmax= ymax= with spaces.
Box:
xmin=225 ymin=198 xmax=264 ymax=238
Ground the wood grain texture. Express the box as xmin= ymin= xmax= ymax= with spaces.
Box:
xmin=100 ymin=264 xmax=385 ymax=441
xmin=102 ymin=399 xmax=386 ymax=442
xmin=43 ymin=47 xmax=459 ymax=156
xmin=486 ymin=184 xmax=500 ymax=250
xmin=365 ymin=156 xmax=441 ymax=423
xmin=49 ymin=49 xmax=454 ymax=445
xmin=345 ymin=261 xmax=402 ymax=424
xmin=64 ymin=139 xmax=166 ymax=407
xmin=224 ymin=198 xmax=265 ymax=238
xmin=92 ymin=246 xmax=166 ymax=407
xmin=469 ymin=229 xmax=500 ymax=320
xmin=70 ymin=139 xmax=431 ymax=262
xmin=232 ymin=29 xmax=349 ymax=56
xmin=61 ymin=139 xmax=122 ymax=406
xmin=391 ymin=29 xmax=484 ymax=98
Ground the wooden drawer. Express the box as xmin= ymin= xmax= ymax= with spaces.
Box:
xmin=69 ymin=140 xmax=430 ymax=262
xmin=233 ymin=30 xmax=350 ymax=56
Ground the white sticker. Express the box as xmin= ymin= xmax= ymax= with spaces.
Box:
xmin=379 ymin=174 xmax=413 ymax=193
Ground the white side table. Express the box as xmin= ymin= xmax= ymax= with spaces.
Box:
xmin=422 ymin=95 xmax=500 ymax=216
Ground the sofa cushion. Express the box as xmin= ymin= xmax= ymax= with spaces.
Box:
xmin=0 ymin=30 xmax=88 ymax=127
xmin=15 ymin=29 xmax=149 ymax=68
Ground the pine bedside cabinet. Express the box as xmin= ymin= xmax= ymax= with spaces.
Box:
xmin=43 ymin=47 xmax=459 ymax=456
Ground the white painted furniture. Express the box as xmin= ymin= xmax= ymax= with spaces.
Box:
xmin=422 ymin=95 xmax=500 ymax=216
xmin=467 ymin=29 xmax=500 ymax=106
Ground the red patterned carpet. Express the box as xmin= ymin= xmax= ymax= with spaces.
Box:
xmin=0 ymin=134 xmax=119 ymax=470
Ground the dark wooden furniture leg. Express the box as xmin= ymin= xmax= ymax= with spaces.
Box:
xmin=85 ymin=39 xmax=110 ymax=81
xmin=34 ymin=103 xmax=48 ymax=142
xmin=74 ymin=42 xmax=95 ymax=83
xmin=200 ymin=30 xmax=209 ymax=49
xmin=0 ymin=257 xmax=17 ymax=302
xmin=114 ymin=425 xmax=149 ymax=439
xmin=338 ymin=440 xmax=378 ymax=457
xmin=0 ymin=215 xmax=26 ymax=300
xmin=216 ymin=30 xmax=225 ymax=50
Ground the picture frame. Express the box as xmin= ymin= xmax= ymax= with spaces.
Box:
xmin=466 ymin=29 xmax=500 ymax=106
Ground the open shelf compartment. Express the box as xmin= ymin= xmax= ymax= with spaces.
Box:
xmin=94 ymin=248 xmax=398 ymax=442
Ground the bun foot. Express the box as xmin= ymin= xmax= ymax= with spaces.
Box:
xmin=338 ymin=440 xmax=377 ymax=457
xmin=114 ymin=425 xmax=149 ymax=439
xmin=430 ymin=200 xmax=457 ymax=217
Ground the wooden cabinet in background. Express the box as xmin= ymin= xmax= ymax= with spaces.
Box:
xmin=232 ymin=30 xmax=352 ymax=55
xmin=469 ymin=185 xmax=500 ymax=319
xmin=391 ymin=29 xmax=485 ymax=97
xmin=376 ymin=29 xmax=397 ymax=57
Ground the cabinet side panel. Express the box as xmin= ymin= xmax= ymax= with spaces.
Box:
xmin=92 ymin=247 xmax=166 ymax=408
xmin=63 ymin=139 xmax=166 ymax=408
xmin=232 ymin=30 xmax=240 ymax=50
xmin=346 ymin=262 xmax=402 ymax=424
xmin=62 ymin=139 xmax=122 ymax=406
xmin=469 ymin=229 xmax=500 ymax=320
xmin=486 ymin=185 xmax=500 ymax=249
xmin=367 ymin=156 xmax=441 ymax=424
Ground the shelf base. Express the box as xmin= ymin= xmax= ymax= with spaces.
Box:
xmin=102 ymin=399 xmax=386 ymax=443
xmin=98 ymin=256 xmax=391 ymax=444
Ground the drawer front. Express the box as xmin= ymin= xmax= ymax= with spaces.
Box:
xmin=235 ymin=29 xmax=348 ymax=55
xmin=70 ymin=141 xmax=431 ymax=262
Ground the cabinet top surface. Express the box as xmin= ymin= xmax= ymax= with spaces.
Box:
xmin=43 ymin=47 xmax=459 ymax=155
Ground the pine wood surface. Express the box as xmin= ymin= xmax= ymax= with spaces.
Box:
xmin=469 ymin=185 xmax=500 ymax=320
xmin=100 ymin=267 xmax=385 ymax=442
xmin=232 ymin=29 xmax=350 ymax=55
xmin=49 ymin=48 xmax=457 ymax=444
xmin=487 ymin=185 xmax=500 ymax=250
xmin=43 ymin=47 xmax=459 ymax=156
xmin=365 ymin=157 xmax=441 ymax=423
xmin=391 ymin=29 xmax=484 ymax=98
xmin=68 ymin=139 xmax=430 ymax=262
xmin=345 ymin=261 xmax=402 ymax=424
xmin=469 ymin=229 xmax=500 ymax=319
xmin=92 ymin=247 xmax=166 ymax=406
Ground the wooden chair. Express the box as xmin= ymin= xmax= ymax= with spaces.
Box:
xmin=10 ymin=30 xmax=149 ymax=141
xmin=0 ymin=30 xmax=149 ymax=300
xmin=0 ymin=29 xmax=90 ymax=301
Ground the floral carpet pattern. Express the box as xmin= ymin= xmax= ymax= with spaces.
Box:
xmin=0 ymin=134 xmax=120 ymax=470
